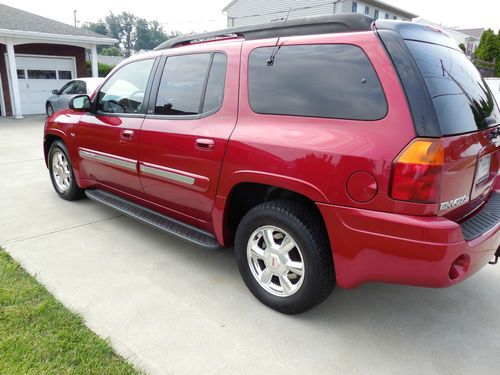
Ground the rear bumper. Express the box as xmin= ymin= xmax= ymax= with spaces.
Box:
xmin=317 ymin=193 xmax=500 ymax=289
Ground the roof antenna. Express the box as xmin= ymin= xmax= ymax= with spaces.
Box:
xmin=267 ymin=7 xmax=292 ymax=66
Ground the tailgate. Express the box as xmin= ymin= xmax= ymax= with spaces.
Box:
xmin=440 ymin=126 xmax=499 ymax=221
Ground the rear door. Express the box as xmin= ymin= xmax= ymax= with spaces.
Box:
xmin=75 ymin=58 xmax=157 ymax=195
xmin=404 ymin=40 xmax=499 ymax=220
xmin=138 ymin=42 xmax=240 ymax=224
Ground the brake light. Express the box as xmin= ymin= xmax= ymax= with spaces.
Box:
xmin=390 ymin=139 xmax=444 ymax=203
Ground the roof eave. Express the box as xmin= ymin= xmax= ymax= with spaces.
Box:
xmin=222 ymin=0 xmax=239 ymax=12
xmin=0 ymin=29 xmax=117 ymax=45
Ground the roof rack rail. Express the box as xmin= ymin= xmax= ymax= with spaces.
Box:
xmin=155 ymin=14 xmax=374 ymax=50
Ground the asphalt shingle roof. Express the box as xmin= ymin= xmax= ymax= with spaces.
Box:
xmin=0 ymin=3 xmax=110 ymax=39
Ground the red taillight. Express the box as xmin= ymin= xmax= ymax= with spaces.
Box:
xmin=390 ymin=139 xmax=444 ymax=203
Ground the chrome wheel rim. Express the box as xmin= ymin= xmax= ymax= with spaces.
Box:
xmin=247 ymin=225 xmax=305 ymax=297
xmin=51 ymin=150 xmax=71 ymax=192
xmin=47 ymin=105 xmax=53 ymax=115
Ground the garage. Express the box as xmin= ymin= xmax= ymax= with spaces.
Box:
xmin=8 ymin=55 xmax=76 ymax=115
xmin=0 ymin=3 xmax=116 ymax=118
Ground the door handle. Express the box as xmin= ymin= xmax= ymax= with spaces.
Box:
xmin=121 ymin=130 xmax=134 ymax=140
xmin=196 ymin=138 xmax=215 ymax=150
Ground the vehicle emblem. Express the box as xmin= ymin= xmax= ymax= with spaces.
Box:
xmin=440 ymin=195 xmax=469 ymax=210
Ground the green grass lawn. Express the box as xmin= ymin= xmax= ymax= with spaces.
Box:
xmin=0 ymin=250 xmax=140 ymax=375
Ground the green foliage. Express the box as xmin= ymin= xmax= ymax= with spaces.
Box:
xmin=0 ymin=250 xmax=140 ymax=374
xmin=83 ymin=12 xmax=181 ymax=57
xmin=474 ymin=28 xmax=500 ymax=76
xmin=85 ymin=61 xmax=115 ymax=77
xmin=100 ymin=46 xmax=122 ymax=56
xmin=458 ymin=43 xmax=466 ymax=52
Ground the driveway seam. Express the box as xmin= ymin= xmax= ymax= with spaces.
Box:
xmin=2 ymin=214 xmax=123 ymax=246
xmin=0 ymin=157 xmax=45 ymax=165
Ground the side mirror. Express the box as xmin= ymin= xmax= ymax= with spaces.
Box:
xmin=69 ymin=95 xmax=91 ymax=112
xmin=52 ymin=89 xmax=60 ymax=95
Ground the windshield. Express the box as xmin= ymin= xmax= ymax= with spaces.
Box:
xmin=405 ymin=40 xmax=500 ymax=135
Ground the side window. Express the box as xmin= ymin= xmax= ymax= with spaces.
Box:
xmin=154 ymin=52 xmax=227 ymax=116
xmin=97 ymin=59 xmax=154 ymax=114
xmin=60 ymin=81 xmax=75 ymax=94
xmin=248 ymin=44 xmax=387 ymax=121
xmin=203 ymin=53 xmax=227 ymax=113
xmin=71 ymin=81 xmax=86 ymax=95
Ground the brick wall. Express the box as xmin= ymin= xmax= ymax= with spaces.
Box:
xmin=0 ymin=43 xmax=87 ymax=116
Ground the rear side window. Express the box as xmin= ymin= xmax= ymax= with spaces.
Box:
xmin=155 ymin=52 xmax=227 ymax=116
xmin=248 ymin=44 xmax=387 ymax=120
xmin=405 ymin=41 xmax=500 ymax=135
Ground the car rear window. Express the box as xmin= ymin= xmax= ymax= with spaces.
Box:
xmin=248 ymin=44 xmax=387 ymax=120
xmin=405 ymin=40 xmax=500 ymax=135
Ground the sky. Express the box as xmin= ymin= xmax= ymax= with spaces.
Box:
xmin=1 ymin=0 xmax=499 ymax=33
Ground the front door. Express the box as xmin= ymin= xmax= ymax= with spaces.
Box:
xmin=75 ymin=58 xmax=156 ymax=195
xmin=139 ymin=45 xmax=240 ymax=223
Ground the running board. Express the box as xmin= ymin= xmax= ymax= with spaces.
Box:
xmin=85 ymin=189 xmax=219 ymax=248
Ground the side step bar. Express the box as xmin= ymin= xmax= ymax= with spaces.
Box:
xmin=85 ymin=189 xmax=219 ymax=248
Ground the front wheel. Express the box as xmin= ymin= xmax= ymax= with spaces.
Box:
xmin=235 ymin=200 xmax=335 ymax=314
xmin=48 ymin=141 xmax=85 ymax=200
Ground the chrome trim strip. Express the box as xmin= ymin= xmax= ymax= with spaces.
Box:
xmin=140 ymin=165 xmax=195 ymax=185
xmin=78 ymin=149 xmax=137 ymax=171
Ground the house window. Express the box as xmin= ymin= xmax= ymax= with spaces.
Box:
xmin=385 ymin=13 xmax=389 ymax=19
xmin=365 ymin=6 xmax=370 ymax=15
xmin=393 ymin=16 xmax=397 ymax=20
xmin=374 ymin=10 xmax=379 ymax=19
xmin=352 ymin=2 xmax=357 ymax=13
xmin=17 ymin=69 xmax=25 ymax=79
xmin=58 ymin=70 xmax=72 ymax=80
xmin=27 ymin=70 xmax=56 ymax=79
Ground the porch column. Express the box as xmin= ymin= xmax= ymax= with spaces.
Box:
xmin=91 ymin=44 xmax=98 ymax=78
xmin=6 ymin=39 xmax=23 ymax=119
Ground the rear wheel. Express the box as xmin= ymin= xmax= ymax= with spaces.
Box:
xmin=235 ymin=200 xmax=335 ymax=314
xmin=48 ymin=141 xmax=85 ymax=200
xmin=46 ymin=103 xmax=54 ymax=116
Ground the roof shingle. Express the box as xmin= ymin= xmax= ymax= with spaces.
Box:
xmin=0 ymin=3 xmax=111 ymax=39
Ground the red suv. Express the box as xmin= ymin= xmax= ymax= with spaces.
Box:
xmin=44 ymin=14 xmax=499 ymax=314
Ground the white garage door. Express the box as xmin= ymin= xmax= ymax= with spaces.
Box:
xmin=7 ymin=55 xmax=76 ymax=115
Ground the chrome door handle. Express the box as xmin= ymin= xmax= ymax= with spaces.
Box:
xmin=196 ymin=138 xmax=215 ymax=150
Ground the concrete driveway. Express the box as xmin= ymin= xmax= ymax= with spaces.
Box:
xmin=1 ymin=116 xmax=500 ymax=375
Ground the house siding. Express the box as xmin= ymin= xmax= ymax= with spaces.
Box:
xmin=0 ymin=43 xmax=87 ymax=116
xmin=226 ymin=0 xmax=338 ymax=27
xmin=225 ymin=0 xmax=414 ymax=26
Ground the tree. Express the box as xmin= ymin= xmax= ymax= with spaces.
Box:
xmin=82 ymin=12 xmax=181 ymax=57
xmin=474 ymin=28 xmax=500 ymax=76
xmin=458 ymin=43 xmax=466 ymax=52
xmin=100 ymin=46 xmax=122 ymax=56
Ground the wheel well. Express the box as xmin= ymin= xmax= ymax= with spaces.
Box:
xmin=224 ymin=183 xmax=326 ymax=245
xmin=43 ymin=134 xmax=63 ymax=163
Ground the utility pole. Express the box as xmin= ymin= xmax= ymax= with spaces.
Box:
xmin=74 ymin=10 xmax=78 ymax=27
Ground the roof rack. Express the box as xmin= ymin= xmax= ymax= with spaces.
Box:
xmin=155 ymin=14 xmax=374 ymax=50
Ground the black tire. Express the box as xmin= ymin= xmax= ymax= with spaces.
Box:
xmin=46 ymin=103 xmax=54 ymax=116
xmin=48 ymin=140 xmax=85 ymax=201
xmin=235 ymin=200 xmax=335 ymax=314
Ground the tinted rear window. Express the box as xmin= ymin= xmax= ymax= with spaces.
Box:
xmin=248 ymin=44 xmax=387 ymax=120
xmin=406 ymin=41 xmax=500 ymax=135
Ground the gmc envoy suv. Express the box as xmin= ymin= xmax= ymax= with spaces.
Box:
xmin=44 ymin=14 xmax=499 ymax=314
